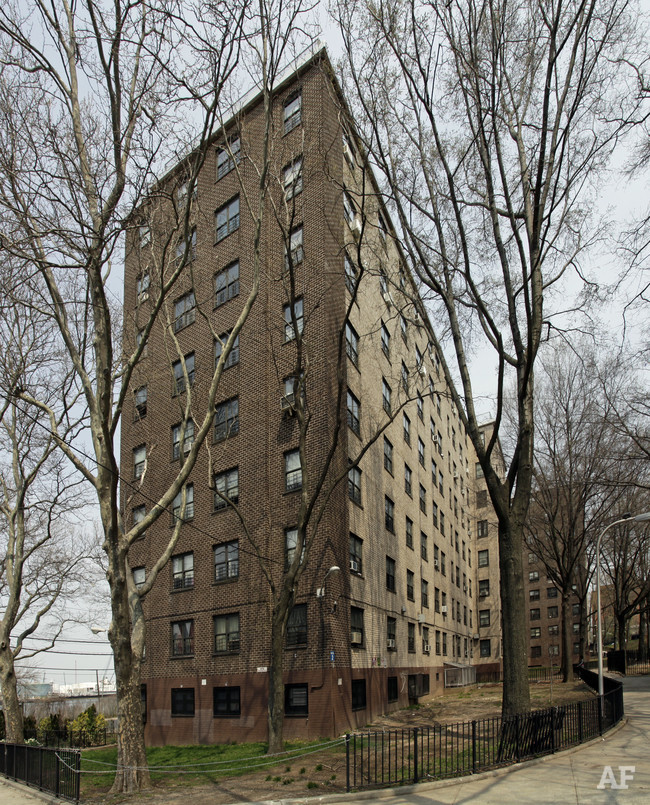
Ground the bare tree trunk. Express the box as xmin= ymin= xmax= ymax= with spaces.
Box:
xmin=498 ymin=517 xmax=530 ymax=715
xmin=560 ymin=593 xmax=572 ymax=682
xmin=267 ymin=606 xmax=287 ymax=755
xmin=0 ymin=643 xmax=23 ymax=743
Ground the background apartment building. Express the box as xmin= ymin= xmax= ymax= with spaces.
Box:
xmin=122 ymin=49 xmax=494 ymax=746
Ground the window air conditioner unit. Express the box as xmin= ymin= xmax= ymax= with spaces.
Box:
xmin=419 ymin=366 xmax=427 ymax=378
xmin=453 ymin=471 xmax=459 ymax=479
xmin=351 ymin=630 xmax=363 ymax=645
xmin=441 ymin=605 xmax=448 ymax=614
xmin=479 ymin=590 xmax=488 ymax=597
xmin=434 ymin=559 xmax=439 ymax=568
xmin=351 ymin=217 xmax=363 ymax=236
xmin=382 ymin=290 xmax=393 ymax=307
xmin=433 ymin=435 xmax=439 ymax=444
xmin=387 ymin=638 xmax=396 ymax=649
xmin=423 ymin=643 xmax=431 ymax=654
xmin=473 ymin=633 xmax=480 ymax=640
xmin=349 ymin=559 xmax=360 ymax=573
xmin=418 ymin=613 xmax=426 ymax=624
xmin=281 ymin=394 xmax=295 ymax=412
xmin=138 ymin=292 xmax=149 ymax=303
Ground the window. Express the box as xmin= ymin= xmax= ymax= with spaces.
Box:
xmin=421 ymin=579 xmax=429 ymax=608
xmin=351 ymin=679 xmax=367 ymax=711
xmin=287 ymin=603 xmax=307 ymax=646
xmin=572 ymin=604 xmax=580 ymax=616
xmin=385 ymin=496 xmax=395 ymax=532
xmin=285 ymin=683 xmax=308 ymax=716
xmin=285 ymin=527 xmax=305 ymax=567
xmin=404 ymin=464 xmax=412 ymax=496
xmin=283 ymin=92 xmax=302 ymax=134
xmin=406 ymin=570 xmax=415 ymax=601
xmin=284 ymin=298 xmax=304 ymax=341
xmin=573 ymin=622 xmax=580 ymax=634
xmin=407 ymin=622 xmax=416 ymax=653
xmin=434 ymin=587 xmax=440 ymax=612
xmin=400 ymin=314 xmax=407 ymax=343
xmin=215 ymin=261 xmax=240 ymax=307
xmin=285 ymin=449 xmax=302 ymax=491
xmin=530 ymin=608 xmax=541 ymax=620
xmin=283 ymin=157 xmax=303 ymax=200
xmin=171 ymin=620 xmax=193 ymax=656
xmin=383 ymin=437 xmax=393 ymax=473
xmin=345 ymin=253 xmax=358 ymax=294
xmin=531 ymin=645 xmax=542 ymax=658
xmin=387 ymin=617 xmax=396 ymax=649
xmin=419 ymin=484 xmax=426 ymax=514
xmin=417 ymin=394 xmax=424 ymax=422
xmin=349 ymin=533 xmax=363 ymax=574
xmin=382 ymin=378 xmax=392 ymax=415
xmin=403 ymin=413 xmax=411 ymax=444
xmin=132 ymin=505 xmax=146 ymax=534
xmin=475 ymin=462 xmax=484 ymax=479
xmin=135 ymin=328 xmax=147 ymax=356
xmin=132 ymin=567 xmax=145 ymax=589
xmin=175 ymin=229 xmax=196 ymax=267
xmin=134 ymin=386 xmax=147 ymax=420
xmin=549 ymin=645 xmax=559 ymax=656
xmin=348 ymin=466 xmax=361 ymax=504
xmin=406 ymin=517 xmax=414 ymax=548
xmin=216 ymin=135 xmax=241 ymax=179
xmin=547 ymin=587 xmax=558 ymax=598
xmin=351 ymin=606 xmax=364 ymax=645
xmin=549 ymin=624 xmax=559 ymax=636
xmin=401 ymin=361 xmax=409 ymax=391
xmin=172 ymin=352 xmax=195 ymax=395
xmin=432 ymin=502 xmax=438 ymax=529
xmin=479 ymin=609 xmax=490 ymax=627
xmin=528 ymin=552 xmax=538 ymax=564
xmin=214 ymin=540 xmax=239 ymax=581
xmin=285 ymin=226 xmax=304 ymax=269
xmin=215 ymin=331 xmax=239 ymax=369
xmin=423 ymin=626 xmax=430 ymax=652
xmin=479 ymin=578 xmax=489 ymax=597
xmin=418 ymin=437 xmax=425 ymax=467
xmin=480 ymin=639 xmax=491 ymax=658
xmin=133 ymin=445 xmax=146 ymax=479
xmin=477 ymin=519 xmax=488 ymax=538
xmin=343 ymin=188 xmax=357 ymax=226
xmin=215 ymin=196 xmax=240 ymax=241
xmin=442 ymin=632 xmax=448 ymax=655
xmin=345 ymin=322 xmax=359 ymax=367
xmin=478 ymin=549 xmax=489 ymax=568
xmin=381 ymin=322 xmax=390 ymax=357
xmin=213 ymin=467 xmax=239 ymax=510
xmin=441 ymin=552 xmax=447 ymax=575
xmin=172 ymin=420 xmax=194 ymax=460
xmin=138 ymin=226 xmax=151 ymax=249
xmin=476 ymin=490 xmax=488 ymax=508
xmin=214 ymin=613 xmax=240 ymax=653
xmin=421 ymin=531 xmax=428 ymax=561
xmin=386 ymin=556 xmax=396 ymax=592
xmin=172 ymin=553 xmax=194 ymax=589
xmin=171 ymin=688 xmax=194 ymax=716
xmin=213 ymin=686 xmax=240 ymax=717
xmin=548 ymin=606 xmax=559 ymax=619
xmin=346 ymin=389 xmax=361 ymax=436
xmin=378 ymin=211 xmax=387 ymax=243
xmin=529 ymin=570 xmax=540 ymax=582
xmin=172 ymin=484 xmax=194 ymax=522
xmin=214 ymin=398 xmax=239 ymax=442
xmin=530 ymin=589 xmax=540 ymax=601
xmin=530 ymin=627 xmax=541 ymax=639
xmin=435 ymin=630 xmax=441 ymax=655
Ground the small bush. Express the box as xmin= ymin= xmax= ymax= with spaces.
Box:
xmin=307 ymin=782 xmax=318 ymax=790
xmin=315 ymin=763 xmax=323 ymax=771
xmin=265 ymin=775 xmax=272 ymax=781
xmin=299 ymin=767 xmax=306 ymax=774
xmin=282 ymin=778 xmax=293 ymax=785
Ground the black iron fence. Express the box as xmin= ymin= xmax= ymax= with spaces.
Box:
xmin=607 ymin=649 xmax=650 ymax=676
xmin=0 ymin=742 xmax=80 ymax=801
xmin=476 ymin=666 xmax=564 ymax=685
xmin=345 ymin=672 xmax=623 ymax=792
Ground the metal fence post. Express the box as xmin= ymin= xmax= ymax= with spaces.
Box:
xmin=55 ymin=750 xmax=60 ymax=799
xmin=598 ymin=696 xmax=603 ymax=736
xmin=413 ymin=727 xmax=419 ymax=784
xmin=345 ymin=733 xmax=350 ymax=792
xmin=472 ymin=720 xmax=477 ymax=772
xmin=551 ymin=708 xmax=556 ymax=753
xmin=578 ymin=701 xmax=583 ymax=743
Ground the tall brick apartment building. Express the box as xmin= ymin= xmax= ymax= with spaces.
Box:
xmin=122 ymin=47 xmax=494 ymax=746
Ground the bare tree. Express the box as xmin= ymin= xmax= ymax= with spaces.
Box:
xmin=334 ymin=0 xmax=637 ymax=714
xmin=0 ymin=294 xmax=91 ymax=743
xmin=0 ymin=0 xmax=306 ymax=791
xmin=525 ymin=345 xmax=622 ymax=680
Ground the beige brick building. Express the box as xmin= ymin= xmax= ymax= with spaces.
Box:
xmin=122 ymin=48 xmax=497 ymax=746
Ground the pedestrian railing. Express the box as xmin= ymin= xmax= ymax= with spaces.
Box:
xmin=607 ymin=649 xmax=650 ymax=676
xmin=0 ymin=742 xmax=80 ymax=802
xmin=345 ymin=670 xmax=623 ymax=792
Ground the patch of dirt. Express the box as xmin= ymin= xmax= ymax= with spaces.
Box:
xmin=84 ymin=679 xmax=595 ymax=805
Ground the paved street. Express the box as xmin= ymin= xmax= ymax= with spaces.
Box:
xmin=1 ymin=676 xmax=649 ymax=804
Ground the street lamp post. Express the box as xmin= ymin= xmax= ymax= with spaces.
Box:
xmin=596 ymin=512 xmax=650 ymax=709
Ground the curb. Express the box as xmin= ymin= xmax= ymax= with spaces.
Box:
xmin=223 ymin=717 xmax=629 ymax=805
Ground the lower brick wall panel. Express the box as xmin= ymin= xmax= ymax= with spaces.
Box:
xmin=143 ymin=663 xmax=448 ymax=745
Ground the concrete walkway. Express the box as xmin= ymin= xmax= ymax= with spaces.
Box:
xmin=1 ymin=676 xmax=648 ymax=804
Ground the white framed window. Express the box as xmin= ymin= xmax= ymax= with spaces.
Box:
xmin=283 ymin=156 xmax=303 ymax=200
xmin=283 ymin=298 xmax=304 ymax=341
xmin=215 ymin=196 xmax=240 ymax=241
